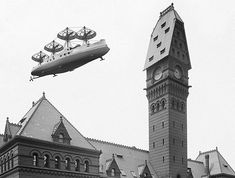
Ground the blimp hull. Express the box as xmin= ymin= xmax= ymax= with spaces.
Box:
xmin=31 ymin=40 xmax=109 ymax=77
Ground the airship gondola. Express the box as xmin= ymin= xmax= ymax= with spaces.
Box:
xmin=30 ymin=26 xmax=109 ymax=81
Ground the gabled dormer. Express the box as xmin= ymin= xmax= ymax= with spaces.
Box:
xmin=51 ymin=117 xmax=71 ymax=144
xmin=139 ymin=161 xmax=152 ymax=178
xmin=3 ymin=117 xmax=21 ymax=142
xmin=106 ymin=154 xmax=121 ymax=178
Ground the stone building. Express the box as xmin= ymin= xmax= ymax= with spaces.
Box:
xmin=0 ymin=4 xmax=235 ymax=178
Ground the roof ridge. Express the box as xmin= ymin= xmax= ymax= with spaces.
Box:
xmin=188 ymin=159 xmax=204 ymax=164
xmin=160 ymin=3 xmax=174 ymax=18
xmin=199 ymin=148 xmax=217 ymax=155
xmin=87 ymin=137 xmax=148 ymax=152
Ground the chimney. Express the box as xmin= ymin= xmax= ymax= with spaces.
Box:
xmin=205 ymin=154 xmax=210 ymax=176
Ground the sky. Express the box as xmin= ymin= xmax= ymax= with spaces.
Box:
xmin=0 ymin=0 xmax=235 ymax=170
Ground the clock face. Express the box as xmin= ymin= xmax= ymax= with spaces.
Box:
xmin=174 ymin=66 xmax=182 ymax=79
xmin=153 ymin=67 xmax=162 ymax=81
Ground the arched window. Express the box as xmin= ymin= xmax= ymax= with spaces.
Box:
xmin=151 ymin=104 xmax=155 ymax=114
xmin=11 ymin=153 xmax=14 ymax=168
xmin=58 ymin=133 xmax=64 ymax=143
xmin=111 ymin=168 xmax=115 ymax=176
xmin=33 ymin=153 xmax=38 ymax=166
xmin=0 ymin=158 xmax=2 ymax=173
xmin=55 ymin=156 xmax=60 ymax=169
xmin=7 ymin=154 xmax=10 ymax=170
xmin=84 ymin=160 xmax=89 ymax=172
xmin=156 ymin=102 xmax=160 ymax=111
xmin=75 ymin=159 xmax=80 ymax=171
xmin=44 ymin=155 xmax=50 ymax=168
xmin=181 ymin=103 xmax=184 ymax=112
xmin=4 ymin=157 xmax=6 ymax=172
xmin=171 ymin=99 xmax=175 ymax=109
xmin=65 ymin=158 xmax=70 ymax=170
xmin=162 ymin=100 xmax=165 ymax=109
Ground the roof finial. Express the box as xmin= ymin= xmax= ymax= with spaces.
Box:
xmin=112 ymin=153 xmax=115 ymax=159
xmin=216 ymin=146 xmax=218 ymax=151
xmin=6 ymin=117 xmax=9 ymax=121
xmin=43 ymin=91 xmax=45 ymax=98
xmin=32 ymin=101 xmax=35 ymax=107
xmin=60 ymin=116 xmax=63 ymax=122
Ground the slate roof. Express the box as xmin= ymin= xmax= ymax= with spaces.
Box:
xmin=144 ymin=3 xmax=191 ymax=70
xmin=4 ymin=93 xmax=96 ymax=150
xmin=87 ymin=138 xmax=157 ymax=178
xmin=188 ymin=159 xmax=206 ymax=178
xmin=196 ymin=148 xmax=235 ymax=177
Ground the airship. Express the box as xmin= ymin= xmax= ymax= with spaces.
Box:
xmin=30 ymin=26 xmax=110 ymax=81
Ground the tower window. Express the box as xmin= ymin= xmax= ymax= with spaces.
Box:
xmin=153 ymin=35 xmax=158 ymax=41
xmin=181 ymin=124 xmax=184 ymax=131
xmin=163 ymin=156 xmax=165 ymax=163
xmin=172 ymin=48 xmax=175 ymax=54
xmin=153 ymin=142 xmax=155 ymax=148
xmin=149 ymin=56 xmax=154 ymax=62
xmin=157 ymin=42 xmax=161 ymax=48
xmin=151 ymin=104 xmax=155 ymax=114
xmin=173 ymin=156 xmax=176 ymax=163
xmin=161 ymin=100 xmax=166 ymax=109
xmin=182 ymin=54 xmax=185 ymax=60
xmin=153 ymin=125 xmax=155 ymax=132
xmin=177 ymin=51 xmax=180 ymax=57
xmin=160 ymin=48 xmax=165 ymax=54
xmin=181 ymin=103 xmax=184 ymax=112
xmin=182 ymin=157 xmax=184 ymax=164
xmin=174 ymin=39 xmax=178 ymax=45
xmin=179 ymin=43 xmax=182 ymax=49
xmin=162 ymin=139 xmax=165 ymax=145
xmin=156 ymin=102 xmax=160 ymax=111
xmin=161 ymin=22 xmax=166 ymax=28
xmin=162 ymin=121 xmax=164 ymax=128
xmin=165 ymin=27 xmax=170 ymax=33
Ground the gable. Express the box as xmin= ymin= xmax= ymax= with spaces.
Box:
xmin=17 ymin=96 xmax=96 ymax=150
xmin=52 ymin=118 xmax=71 ymax=144
xmin=106 ymin=156 xmax=121 ymax=177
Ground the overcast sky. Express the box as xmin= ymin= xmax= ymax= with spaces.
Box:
xmin=0 ymin=0 xmax=235 ymax=169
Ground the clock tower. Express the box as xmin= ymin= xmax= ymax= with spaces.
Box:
xmin=144 ymin=4 xmax=191 ymax=178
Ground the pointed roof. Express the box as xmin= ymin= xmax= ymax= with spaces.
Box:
xmin=196 ymin=148 xmax=235 ymax=177
xmin=16 ymin=93 xmax=96 ymax=150
xmin=144 ymin=3 xmax=191 ymax=70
